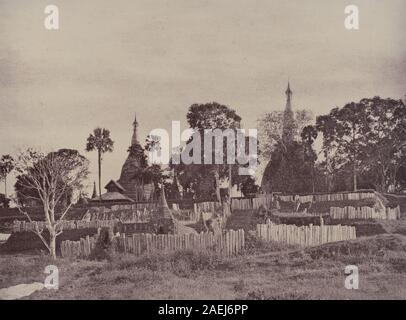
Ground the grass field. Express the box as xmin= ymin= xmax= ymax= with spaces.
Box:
xmin=1 ymin=233 xmax=406 ymax=300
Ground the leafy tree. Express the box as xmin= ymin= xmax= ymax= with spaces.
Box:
xmin=0 ymin=193 xmax=10 ymax=208
xmin=316 ymin=97 xmax=406 ymax=192
xmin=187 ymin=102 xmax=242 ymax=129
xmin=240 ymin=176 xmax=259 ymax=197
xmin=143 ymin=136 xmax=167 ymax=194
xmin=14 ymin=148 xmax=89 ymax=259
xmin=15 ymin=173 xmax=41 ymax=207
xmin=86 ymin=128 xmax=114 ymax=199
xmin=181 ymin=102 xmax=243 ymax=203
xmin=316 ymin=103 xmax=369 ymax=191
xmin=0 ymin=154 xmax=15 ymax=197
xmin=360 ymin=97 xmax=406 ymax=191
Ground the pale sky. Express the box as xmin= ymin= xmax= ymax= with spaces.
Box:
xmin=1 ymin=0 xmax=405 ymax=195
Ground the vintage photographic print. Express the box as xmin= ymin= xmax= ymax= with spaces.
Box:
xmin=0 ymin=0 xmax=405 ymax=306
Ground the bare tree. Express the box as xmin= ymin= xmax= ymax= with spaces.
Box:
xmin=14 ymin=149 xmax=89 ymax=259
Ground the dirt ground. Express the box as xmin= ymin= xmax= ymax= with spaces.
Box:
xmin=1 ymin=233 xmax=406 ymax=300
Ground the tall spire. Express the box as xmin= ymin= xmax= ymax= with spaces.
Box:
xmin=285 ymin=81 xmax=292 ymax=111
xmin=131 ymin=113 xmax=138 ymax=146
xmin=282 ymin=81 xmax=295 ymax=144
xmin=91 ymin=181 xmax=97 ymax=199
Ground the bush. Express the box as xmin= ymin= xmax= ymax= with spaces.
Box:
xmin=170 ymin=250 xmax=223 ymax=277
xmin=89 ymin=228 xmax=118 ymax=261
xmin=306 ymin=234 xmax=406 ymax=261
xmin=110 ymin=249 xmax=227 ymax=278
xmin=244 ymin=232 xmax=299 ymax=254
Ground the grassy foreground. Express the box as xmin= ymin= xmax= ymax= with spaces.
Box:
xmin=1 ymin=233 xmax=406 ymax=300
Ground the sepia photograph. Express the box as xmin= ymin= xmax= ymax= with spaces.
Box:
xmin=0 ymin=0 xmax=405 ymax=308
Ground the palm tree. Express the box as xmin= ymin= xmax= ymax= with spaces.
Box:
xmin=86 ymin=128 xmax=114 ymax=200
xmin=0 ymin=154 xmax=14 ymax=197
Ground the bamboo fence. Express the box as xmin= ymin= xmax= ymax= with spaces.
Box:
xmin=60 ymin=229 xmax=245 ymax=259
xmin=256 ymin=222 xmax=356 ymax=247
xmin=277 ymin=191 xmax=376 ymax=203
xmin=330 ymin=205 xmax=400 ymax=220
xmin=231 ymin=197 xmax=273 ymax=210
xmin=12 ymin=219 xmax=118 ymax=233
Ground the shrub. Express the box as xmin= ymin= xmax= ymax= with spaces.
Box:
xmin=170 ymin=250 xmax=223 ymax=277
xmin=244 ymin=232 xmax=299 ymax=254
xmin=89 ymin=228 xmax=118 ymax=261
xmin=109 ymin=249 xmax=227 ymax=278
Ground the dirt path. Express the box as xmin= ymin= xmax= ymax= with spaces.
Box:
xmin=0 ymin=282 xmax=44 ymax=300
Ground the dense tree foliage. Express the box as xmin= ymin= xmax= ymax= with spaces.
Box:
xmin=260 ymin=96 xmax=405 ymax=194
xmin=315 ymin=97 xmax=406 ymax=192
xmin=172 ymin=102 xmax=256 ymax=202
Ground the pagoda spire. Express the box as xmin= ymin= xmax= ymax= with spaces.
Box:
xmin=282 ymin=81 xmax=295 ymax=144
xmin=131 ymin=113 xmax=139 ymax=146
xmin=285 ymin=81 xmax=292 ymax=111
xmin=91 ymin=181 xmax=97 ymax=199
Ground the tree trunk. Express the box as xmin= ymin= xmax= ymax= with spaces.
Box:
xmin=49 ymin=230 xmax=57 ymax=260
xmin=214 ymin=169 xmax=222 ymax=204
xmin=353 ymin=163 xmax=357 ymax=191
xmin=98 ymin=149 xmax=102 ymax=202
xmin=392 ymin=165 xmax=399 ymax=192
xmin=4 ymin=176 xmax=6 ymax=198
xmin=351 ymin=127 xmax=357 ymax=192
xmin=310 ymin=164 xmax=315 ymax=193
xmin=228 ymin=164 xmax=232 ymax=199
xmin=325 ymin=175 xmax=329 ymax=192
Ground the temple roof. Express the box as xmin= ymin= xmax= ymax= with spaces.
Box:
xmin=105 ymin=180 xmax=126 ymax=193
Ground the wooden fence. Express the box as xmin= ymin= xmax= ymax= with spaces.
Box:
xmin=256 ymin=222 xmax=356 ymax=247
xmin=330 ymin=206 xmax=400 ymax=220
xmin=194 ymin=202 xmax=222 ymax=213
xmin=277 ymin=191 xmax=376 ymax=203
xmin=231 ymin=197 xmax=273 ymax=210
xmin=0 ymin=233 xmax=10 ymax=242
xmin=193 ymin=202 xmax=232 ymax=224
xmin=12 ymin=219 xmax=118 ymax=233
xmin=231 ymin=198 xmax=251 ymax=210
xmin=60 ymin=229 xmax=245 ymax=259
xmin=82 ymin=209 xmax=150 ymax=223
xmin=172 ymin=209 xmax=200 ymax=223
xmin=107 ymin=203 xmax=158 ymax=211
xmin=60 ymin=235 xmax=98 ymax=259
